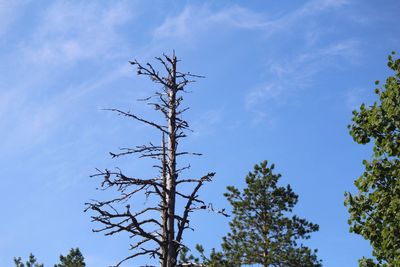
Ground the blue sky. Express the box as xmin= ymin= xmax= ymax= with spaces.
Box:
xmin=0 ymin=0 xmax=399 ymax=266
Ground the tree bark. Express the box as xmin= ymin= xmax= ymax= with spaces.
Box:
xmin=87 ymin=53 xmax=216 ymax=267
xmin=166 ymin=54 xmax=178 ymax=267
xmin=160 ymin=132 xmax=168 ymax=267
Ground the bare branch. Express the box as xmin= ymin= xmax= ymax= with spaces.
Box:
xmin=105 ymin=108 xmax=167 ymax=133
xmin=176 ymin=172 xmax=215 ymax=243
xmin=88 ymin=53 xmax=216 ymax=266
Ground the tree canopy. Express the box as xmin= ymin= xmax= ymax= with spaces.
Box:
xmin=14 ymin=248 xmax=85 ymax=267
xmin=181 ymin=161 xmax=321 ymax=267
xmin=54 ymin=248 xmax=85 ymax=267
xmin=219 ymin=161 xmax=321 ymax=267
xmin=345 ymin=52 xmax=400 ymax=266
xmin=14 ymin=254 xmax=43 ymax=267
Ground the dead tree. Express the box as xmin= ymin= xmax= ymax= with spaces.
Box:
xmin=85 ymin=53 xmax=224 ymax=267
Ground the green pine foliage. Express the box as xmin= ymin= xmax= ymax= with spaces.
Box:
xmin=54 ymin=248 xmax=85 ymax=267
xmin=179 ymin=245 xmax=230 ymax=267
xmin=345 ymin=52 xmax=400 ymax=267
xmin=14 ymin=254 xmax=43 ymax=267
xmin=218 ymin=161 xmax=321 ymax=267
xmin=180 ymin=161 xmax=322 ymax=267
xmin=14 ymin=248 xmax=85 ymax=267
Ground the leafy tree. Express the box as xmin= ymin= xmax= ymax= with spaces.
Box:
xmin=215 ymin=161 xmax=321 ymax=267
xmin=54 ymin=248 xmax=85 ymax=267
xmin=14 ymin=254 xmax=43 ymax=267
xmin=86 ymin=53 xmax=225 ymax=267
xmin=345 ymin=51 xmax=400 ymax=266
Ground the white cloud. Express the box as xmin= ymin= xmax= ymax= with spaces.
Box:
xmin=0 ymin=1 xmax=138 ymax=153
xmin=0 ymin=63 xmax=129 ymax=153
xmin=152 ymin=0 xmax=354 ymax=126
xmin=191 ymin=109 xmax=223 ymax=138
xmin=153 ymin=0 xmax=348 ymax=40
xmin=207 ymin=5 xmax=269 ymax=29
xmin=245 ymin=39 xmax=360 ymax=109
xmin=320 ymin=39 xmax=360 ymax=58
xmin=22 ymin=1 xmax=134 ymax=64
xmin=153 ymin=5 xmax=268 ymax=40
xmin=246 ymin=83 xmax=283 ymax=109
xmin=270 ymin=39 xmax=359 ymax=78
xmin=153 ymin=6 xmax=193 ymax=39
xmin=302 ymin=0 xmax=348 ymax=14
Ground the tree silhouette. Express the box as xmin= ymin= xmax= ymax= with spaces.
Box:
xmin=86 ymin=53 xmax=224 ymax=267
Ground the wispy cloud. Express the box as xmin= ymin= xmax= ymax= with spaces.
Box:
xmin=153 ymin=5 xmax=267 ymax=40
xmin=246 ymin=83 xmax=283 ymax=109
xmin=0 ymin=1 xmax=137 ymax=154
xmin=191 ymin=109 xmax=223 ymax=138
xmin=0 ymin=64 xmax=130 ymax=153
xmin=245 ymin=39 xmax=360 ymax=109
xmin=21 ymin=1 xmax=134 ymax=64
xmin=153 ymin=0 xmax=348 ymax=40
xmin=152 ymin=0 xmax=354 ymax=126
xmin=301 ymin=0 xmax=348 ymax=14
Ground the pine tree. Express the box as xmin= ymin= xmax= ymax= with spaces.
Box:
xmin=54 ymin=248 xmax=85 ymax=267
xmin=14 ymin=254 xmax=43 ymax=267
xmin=218 ymin=161 xmax=321 ymax=267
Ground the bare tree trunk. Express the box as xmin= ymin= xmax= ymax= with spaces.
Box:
xmin=86 ymin=53 xmax=225 ymax=267
xmin=160 ymin=132 xmax=168 ymax=267
xmin=166 ymin=54 xmax=178 ymax=267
